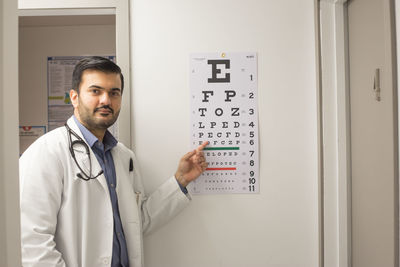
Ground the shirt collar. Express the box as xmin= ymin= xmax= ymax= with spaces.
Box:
xmin=73 ymin=115 xmax=118 ymax=151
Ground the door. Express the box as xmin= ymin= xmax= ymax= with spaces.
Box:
xmin=347 ymin=0 xmax=398 ymax=266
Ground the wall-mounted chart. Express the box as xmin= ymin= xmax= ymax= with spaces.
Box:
xmin=189 ymin=52 xmax=259 ymax=194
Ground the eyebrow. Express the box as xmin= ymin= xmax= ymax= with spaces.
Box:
xmin=89 ymin=85 xmax=121 ymax=91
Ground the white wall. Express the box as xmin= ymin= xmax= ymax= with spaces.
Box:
xmin=130 ymin=1 xmax=319 ymax=267
xmin=19 ymin=18 xmax=116 ymax=130
xmin=0 ymin=0 xmax=22 ymax=266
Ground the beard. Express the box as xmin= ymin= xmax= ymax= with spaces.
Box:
xmin=77 ymin=99 xmax=120 ymax=131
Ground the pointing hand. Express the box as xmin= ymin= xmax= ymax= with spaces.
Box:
xmin=175 ymin=141 xmax=209 ymax=188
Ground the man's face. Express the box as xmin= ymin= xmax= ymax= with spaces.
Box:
xmin=71 ymin=69 xmax=122 ymax=131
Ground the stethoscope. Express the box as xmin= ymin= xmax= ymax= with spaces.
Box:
xmin=65 ymin=123 xmax=103 ymax=181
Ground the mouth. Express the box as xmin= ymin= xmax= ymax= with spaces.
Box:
xmin=95 ymin=107 xmax=114 ymax=115
xmin=98 ymin=110 xmax=112 ymax=114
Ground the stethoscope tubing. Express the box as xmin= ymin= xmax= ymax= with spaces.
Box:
xmin=65 ymin=123 xmax=103 ymax=181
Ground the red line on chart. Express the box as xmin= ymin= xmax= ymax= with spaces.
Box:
xmin=206 ymin=167 xmax=237 ymax=171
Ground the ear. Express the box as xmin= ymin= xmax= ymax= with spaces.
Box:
xmin=70 ymin=89 xmax=79 ymax=108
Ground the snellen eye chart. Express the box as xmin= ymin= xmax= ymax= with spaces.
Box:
xmin=188 ymin=52 xmax=259 ymax=194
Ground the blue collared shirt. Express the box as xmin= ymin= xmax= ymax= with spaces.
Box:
xmin=73 ymin=116 xmax=129 ymax=267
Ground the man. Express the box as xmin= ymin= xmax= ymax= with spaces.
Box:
xmin=19 ymin=56 xmax=208 ymax=267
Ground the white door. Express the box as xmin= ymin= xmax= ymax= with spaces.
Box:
xmin=347 ymin=0 xmax=398 ymax=266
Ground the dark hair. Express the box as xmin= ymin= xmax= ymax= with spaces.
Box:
xmin=72 ymin=56 xmax=124 ymax=94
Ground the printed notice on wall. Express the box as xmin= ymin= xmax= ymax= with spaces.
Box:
xmin=19 ymin=126 xmax=46 ymax=155
xmin=47 ymin=56 xmax=118 ymax=137
xmin=188 ymin=52 xmax=259 ymax=194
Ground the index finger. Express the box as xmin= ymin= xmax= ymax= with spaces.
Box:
xmin=196 ymin=141 xmax=209 ymax=152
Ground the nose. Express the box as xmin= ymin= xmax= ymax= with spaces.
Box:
xmin=99 ymin=92 xmax=111 ymax=105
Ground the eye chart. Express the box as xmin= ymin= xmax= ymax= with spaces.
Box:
xmin=188 ymin=52 xmax=259 ymax=194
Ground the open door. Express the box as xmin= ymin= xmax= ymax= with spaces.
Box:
xmin=347 ymin=0 xmax=398 ymax=266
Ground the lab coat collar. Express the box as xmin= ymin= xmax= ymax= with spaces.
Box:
xmin=72 ymin=115 xmax=118 ymax=151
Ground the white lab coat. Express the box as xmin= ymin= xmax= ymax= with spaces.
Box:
xmin=19 ymin=117 xmax=190 ymax=267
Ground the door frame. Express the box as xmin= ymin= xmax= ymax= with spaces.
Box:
xmin=18 ymin=0 xmax=132 ymax=147
xmin=317 ymin=0 xmax=352 ymax=266
xmin=6 ymin=0 xmax=131 ymax=264
xmin=1 ymin=0 xmax=21 ymax=265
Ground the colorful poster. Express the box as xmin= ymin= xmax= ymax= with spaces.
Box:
xmin=189 ymin=52 xmax=259 ymax=194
